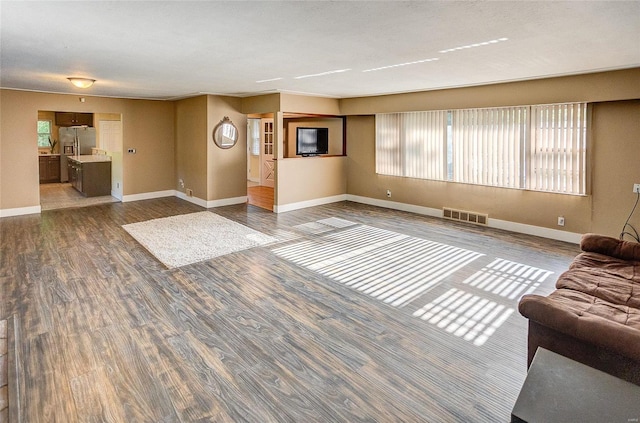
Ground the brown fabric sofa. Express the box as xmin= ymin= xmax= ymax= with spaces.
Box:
xmin=518 ymin=233 xmax=640 ymax=385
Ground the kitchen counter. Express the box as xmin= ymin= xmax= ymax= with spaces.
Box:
xmin=67 ymin=154 xmax=111 ymax=163
xmin=67 ymin=156 xmax=111 ymax=197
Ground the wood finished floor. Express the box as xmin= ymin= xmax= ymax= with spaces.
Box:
xmin=0 ymin=198 xmax=581 ymax=422
xmin=247 ymin=186 xmax=274 ymax=211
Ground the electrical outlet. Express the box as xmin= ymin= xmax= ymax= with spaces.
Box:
xmin=634 ymin=183 xmax=640 ymax=194
xmin=386 ymin=189 xmax=391 ymax=198
xmin=557 ymin=216 xmax=565 ymax=227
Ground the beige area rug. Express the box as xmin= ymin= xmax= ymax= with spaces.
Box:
xmin=123 ymin=211 xmax=278 ymax=268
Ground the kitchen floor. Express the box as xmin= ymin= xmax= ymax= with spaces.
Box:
xmin=39 ymin=182 xmax=118 ymax=211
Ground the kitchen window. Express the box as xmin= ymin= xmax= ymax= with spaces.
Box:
xmin=37 ymin=119 xmax=52 ymax=147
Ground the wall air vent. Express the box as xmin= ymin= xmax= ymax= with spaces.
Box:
xmin=443 ymin=207 xmax=489 ymax=226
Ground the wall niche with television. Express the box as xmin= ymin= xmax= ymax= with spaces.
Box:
xmin=284 ymin=116 xmax=345 ymax=158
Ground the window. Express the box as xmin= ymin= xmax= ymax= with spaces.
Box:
xmin=249 ymin=119 xmax=261 ymax=156
xmin=376 ymin=111 xmax=447 ymax=180
xmin=375 ymin=102 xmax=588 ymax=195
xmin=451 ymin=107 xmax=527 ymax=189
xmin=528 ymin=103 xmax=588 ymax=195
xmin=37 ymin=120 xmax=52 ymax=147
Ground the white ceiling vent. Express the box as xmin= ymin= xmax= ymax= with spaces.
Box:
xmin=443 ymin=207 xmax=488 ymax=226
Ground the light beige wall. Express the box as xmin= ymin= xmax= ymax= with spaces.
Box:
xmin=340 ymin=68 xmax=640 ymax=114
xmin=284 ymin=118 xmax=344 ymax=157
xmin=345 ymin=97 xmax=640 ymax=238
xmin=277 ymin=156 xmax=347 ymax=206
xmin=280 ymin=93 xmax=341 ymax=115
xmin=249 ymin=155 xmax=260 ymax=181
xmin=175 ymin=96 xmax=207 ymax=199
xmin=119 ymin=100 xmax=175 ymax=196
xmin=0 ymin=89 xmax=175 ymax=210
xmin=591 ymin=100 xmax=640 ymax=236
xmin=241 ymin=94 xmax=280 ymax=115
xmin=343 ymin=70 xmax=640 ymax=238
xmin=206 ymin=95 xmax=247 ymax=201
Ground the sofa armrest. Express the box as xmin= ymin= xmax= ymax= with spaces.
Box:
xmin=580 ymin=233 xmax=640 ymax=262
xmin=518 ymin=293 xmax=640 ymax=362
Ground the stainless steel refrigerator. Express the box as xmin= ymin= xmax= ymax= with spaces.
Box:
xmin=59 ymin=126 xmax=96 ymax=182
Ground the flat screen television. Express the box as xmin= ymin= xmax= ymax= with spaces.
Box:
xmin=296 ymin=127 xmax=329 ymax=156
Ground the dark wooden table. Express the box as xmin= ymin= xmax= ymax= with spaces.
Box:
xmin=511 ymin=348 xmax=640 ymax=423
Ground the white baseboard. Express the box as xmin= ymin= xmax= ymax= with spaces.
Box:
xmin=0 ymin=205 xmax=42 ymax=218
xmin=206 ymin=196 xmax=248 ymax=208
xmin=175 ymin=191 xmax=208 ymax=208
xmin=274 ymin=194 xmax=348 ymax=213
xmin=122 ymin=190 xmax=176 ymax=203
xmin=346 ymin=195 xmax=442 ymax=218
xmin=489 ymin=218 xmax=582 ymax=244
xmin=346 ymin=194 xmax=582 ymax=244
xmin=174 ymin=192 xmax=247 ymax=208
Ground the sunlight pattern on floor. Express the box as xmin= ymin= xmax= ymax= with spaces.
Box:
xmin=317 ymin=217 xmax=359 ymax=228
xmin=462 ymin=258 xmax=553 ymax=299
xmin=273 ymin=223 xmax=483 ymax=307
xmin=293 ymin=217 xmax=357 ymax=234
xmin=413 ymin=288 xmax=514 ymax=346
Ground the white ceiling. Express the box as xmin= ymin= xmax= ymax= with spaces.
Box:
xmin=1 ymin=1 xmax=639 ymax=100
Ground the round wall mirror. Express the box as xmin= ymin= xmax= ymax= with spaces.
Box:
xmin=212 ymin=117 xmax=238 ymax=149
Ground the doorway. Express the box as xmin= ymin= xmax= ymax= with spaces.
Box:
xmin=38 ymin=111 xmax=123 ymax=211
xmin=246 ymin=117 xmax=274 ymax=211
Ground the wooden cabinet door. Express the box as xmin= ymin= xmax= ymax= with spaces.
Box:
xmin=47 ymin=157 xmax=60 ymax=182
xmin=39 ymin=157 xmax=47 ymax=183
xmin=55 ymin=112 xmax=94 ymax=127
xmin=39 ymin=156 xmax=60 ymax=183
xmin=75 ymin=113 xmax=93 ymax=126
xmin=55 ymin=112 xmax=75 ymax=126
xmin=76 ymin=164 xmax=83 ymax=193
xmin=68 ymin=163 xmax=77 ymax=189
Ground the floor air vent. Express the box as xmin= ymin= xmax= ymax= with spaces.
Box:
xmin=443 ymin=207 xmax=489 ymax=226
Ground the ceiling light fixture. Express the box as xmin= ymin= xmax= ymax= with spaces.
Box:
xmin=363 ymin=58 xmax=439 ymax=73
xmin=440 ymin=38 xmax=508 ymax=54
xmin=256 ymin=77 xmax=284 ymax=83
xmin=67 ymin=77 xmax=96 ymax=88
xmin=294 ymin=69 xmax=351 ymax=79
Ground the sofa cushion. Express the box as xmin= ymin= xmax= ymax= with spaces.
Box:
xmin=581 ymin=233 xmax=640 ymax=262
xmin=518 ymin=290 xmax=640 ymax=361
xmin=557 ymin=253 xmax=640 ymax=308
xmin=570 ymin=252 xmax=639 ymax=280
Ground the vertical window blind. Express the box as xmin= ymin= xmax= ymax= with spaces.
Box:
xmin=529 ymin=103 xmax=588 ymax=195
xmin=248 ymin=119 xmax=261 ymax=156
xmin=452 ymin=107 xmax=526 ymax=189
xmin=375 ymin=103 xmax=588 ymax=195
xmin=376 ymin=111 xmax=447 ymax=180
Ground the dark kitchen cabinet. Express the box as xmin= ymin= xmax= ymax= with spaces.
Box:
xmin=55 ymin=112 xmax=93 ymax=127
xmin=67 ymin=159 xmax=111 ymax=197
xmin=39 ymin=155 xmax=60 ymax=184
